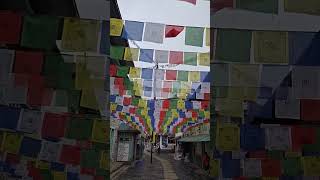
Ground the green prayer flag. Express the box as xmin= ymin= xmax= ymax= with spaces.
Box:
xmin=110 ymin=46 xmax=124 ymax=60
xmin=215 ymin=29 xmax=252 ymax=63
xmin=170 ymin=100 xmax=178 ymax=109
xmin=21 ymin=15 xmax=59 ymax=50
xmin=177 ymin=71 xmax=189 ymax=81
xmin=40 ymin=169 xmax=52 ymax=180
xmin=66 ymin=118 xmax=93 ymax=140
xmin=54 ymin=90 xmax=68 ymax=106
xmin=236 ymin=0 xmax=278 ymax=14
xmin=56 ymin=72 xmax=75 ymax=90
xmin=185 ymin=27 xmax=204 ymax=47
xmin=124 ymin=78 xmax=134 ymax=90
xmin=268 ymin=150 xmax=284 ymax=160
xmin=184 ymin=52 xmax=197 ymax=66
xmin=81 ymin=149 xmax=100 ymax=168
xmin=116 ymin=66 xmax=129 ymax=77
xmin=282 ymin=158 xmax=302 ymax=176
xmin=172 ymin=81 xmax=180 ymax=93
xmin=132 ymin=98 xmax=139 ymax=106
xmin=68 ymin=90 xmax=81 ymax=113
xmin=43 ymin=55 xmax=63 ymax=77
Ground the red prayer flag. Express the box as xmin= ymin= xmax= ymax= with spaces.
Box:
xmin=166 ymin=70 xmax=177 ymax=81
xmin=0 ymin=11 xmax=22 ymax=44
xmin=178 ymin=0 xmax=197 ymax=5
xmin=14 ymin=74 xmax=29 ymax=87
xmin=301 ymin=99 xmax=320 ymax=121
xmin=162 ymin=100 xmax=170 ymax=109
xmin=162 ymin=81 xmax=172 ymax=93
xmin=169 ymin=51 xmax=183 ymax=64
xmin=291 ymin=126 xmax=316 ymax=151
xmin=59 ymin=145 xmax=81 ymax=165
xmin=110 ymin=64 xmax=117 ymax=77
xmin=42 ymin=112 xmax=68 ymax=140
xmin=123 ymin=97 xmax=132 ymax=106
xmin=14 ymin=51 xmax=43 ymax=75
xmin=165 ymin=25 xmax=184 ymax=38
xmin=212 ymin=0 xmax=233 ymax=12
xmin=261 ymin=159 xmax=281 ymax=177
xmin=201 ymin=101 xmax=209 ymax=109
xmin=27 ymin=76 xmax=46 ymax=106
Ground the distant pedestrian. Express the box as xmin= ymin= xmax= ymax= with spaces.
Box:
xmin=158 ymin=144 xmax=160 ymax=154
xmin=202 ymin=152 xmax=210 ymax=173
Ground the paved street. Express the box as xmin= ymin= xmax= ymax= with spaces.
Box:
xmin=114 ymin=151 xmax=211 ymax=180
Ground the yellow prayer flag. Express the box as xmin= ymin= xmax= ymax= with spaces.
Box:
xmin=62 ymin=18 xmax=100 ymax=52
xmin=209 ymin=159 xmax=220 ymax=177
xmin=135 ymin=89 xmax=142 ymax=96
xmin=198 ymin=53 xmax=210 ymax=66
xmin=205 ymin=111 xmax=210 ymax=119
xmin=177 ymin=99 xmax=185 ymax=109
xmin=80 ymin=88 xmax=99 ymax=110
xmin=172 ymin=109 xmax=179 ymax=118
xmin=2 ymin=132 xmax=22 ymax=154
xmin=216 ymin=124 xmax=240 ymax=151
xmin=141 ymin=108 xmax=148 ymax=116
xmin=110 ymin=103 xmax=117 ymax=111
xmin=124 ymin=48 xmax=139 ymax=61
xmin=302 ymin=157 xmax=320 ymax=176
xmin=110 ymin=18 xmax=123 ymax=36
xmin=36 ymin=160 xmax=50 ymax=169
xmin=53 ymin=171 xmax=66 ymax=180
xmin=100 ymin=151 xmax=109 ymax=169
xmin=189 ymin=71 xmax=200 ymax=82
xmin=152 ymin=132 xmax=156 ymax=143
xmin=206 ymin=28 xmax=210 ymax=47
xmin=215 ymin=99 xmax=243 ymax=118
xmin=138 ymin=99 xmax=147 ymax=108
xmin=129 ymin=67 xmax=141 ymax=78
xmin=75 ymin=59 xmax=92 ymax=90
xmin=92 ymin=119 xmax=108 ymax=143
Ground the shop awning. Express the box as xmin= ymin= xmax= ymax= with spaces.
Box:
xmin=178 ymin=134 xmax=210 ymax=142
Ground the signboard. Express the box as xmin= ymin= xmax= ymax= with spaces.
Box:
xmin=117 ymin=142 xmax=129 ymax=161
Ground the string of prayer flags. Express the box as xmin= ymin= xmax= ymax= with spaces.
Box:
xmin=0 ymin=11 xmax=22 ymax=44
xmin=165 ymin=25 xmax=184 ymax=38
xmin=21 ymin=15 xmax=59 ymax=50
xmin=61 ymin=18 xmax=100 ymax=52
xmin=110 ymin=18 xmax=123 ymax=36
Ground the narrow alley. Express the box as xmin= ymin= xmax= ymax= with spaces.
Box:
xmin=113 ymin=150 xmax=211 ymax=180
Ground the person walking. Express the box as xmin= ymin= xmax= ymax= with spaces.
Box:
xmin=202 ymin=152 xmax=210 ymax=174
